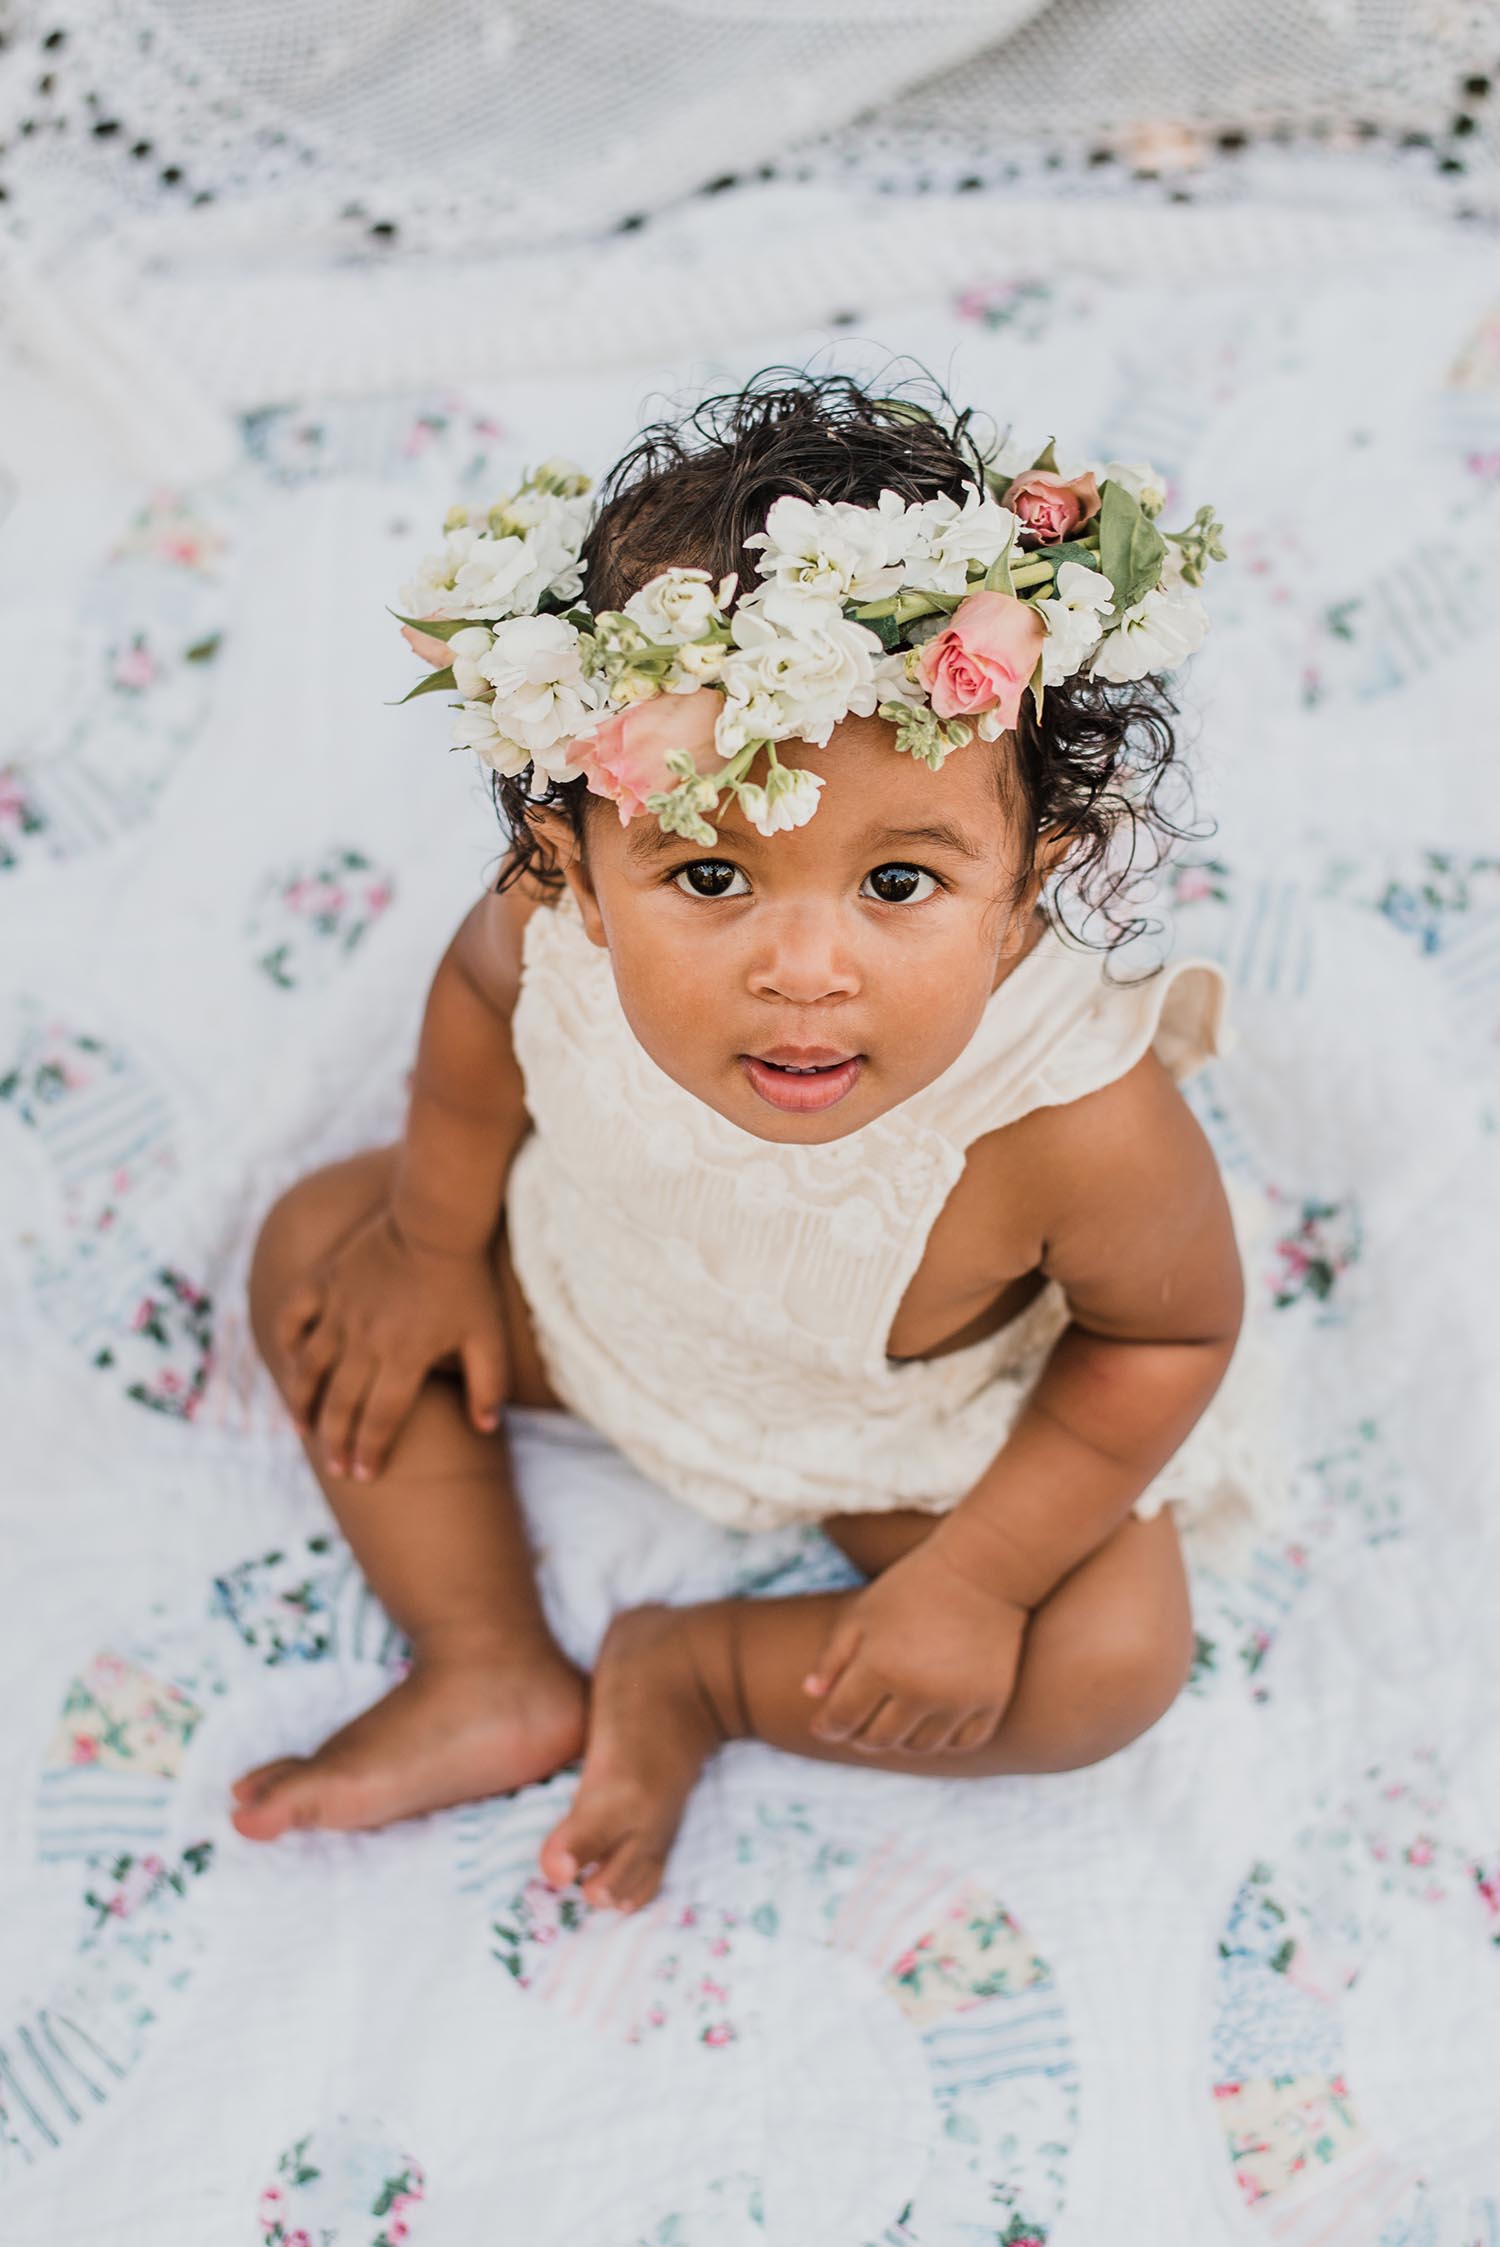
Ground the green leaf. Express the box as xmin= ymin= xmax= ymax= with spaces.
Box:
xmin=394 ymin=664 xmax=455 ymax=704
xmin=1042 ymin=538 xmax=1105 ymax=581
xmin=1029 ymin=437 xmax=1059 ymax=475
xmin=182 ymin=634 xmax=222 ymax=664
xmin=981 ymin=544 xmax=1016 ymax=595
xmin=1095 ymin=479 xmax=1166 ymax=618
xmin=859 ymin=612 xmax=904 ymax=652
xmin=387 ymin=608 xmax=471 ymax=642
xmin=1027 ymin=652 xmax=1045 ymax=727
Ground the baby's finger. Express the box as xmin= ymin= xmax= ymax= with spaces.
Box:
xmin=273 ymin=1277 xmax=324 ymax=1369
xmin=802 ymin=1617 xmax=861 ymax=1701
xmin=314 ymin=1348 xmax=377 ymax=1478
xmin=282 ymin=1314 xmax=342 ymax=1434
xmin=460 ymin=1328 xmax=508 ymax=1435
xmin=809 ymin=1663 xmax=885 ymax=1744
xmin=852 ymin=1695 xmax=937 ymax=1753
xmin=902 ymin=1709 xmax=962 ymax=1756
xmin=350 ymin=1357 xmax=426 ymax=1482
xmin=942 ymin=1708 xmax=1001 ymax=1756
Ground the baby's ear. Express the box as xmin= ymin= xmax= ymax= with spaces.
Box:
xmin=1035 ymin=822 xmax=1076 ymax=881
xmin=532 ymin=806 xmax=607 ymax=946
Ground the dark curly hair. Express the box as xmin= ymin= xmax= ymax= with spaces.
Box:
xmin=488 ymin=362 xmax=1211 ymax=964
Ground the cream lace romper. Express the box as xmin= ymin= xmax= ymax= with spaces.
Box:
xmin=504 ymin=884 xmax=1290 ymax=1574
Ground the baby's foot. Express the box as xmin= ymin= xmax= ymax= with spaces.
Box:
xmin=538 ymin=1604 xmax=727 ymax=1913
xmin=228 ymin=1633 xmax=587 ymax=1841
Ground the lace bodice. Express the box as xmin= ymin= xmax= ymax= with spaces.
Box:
xmin=503 ymin=884 xmax=1288 ymax=1563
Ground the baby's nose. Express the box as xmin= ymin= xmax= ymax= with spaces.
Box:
xmin=748 ymin=919 xmax=860 ymax=1003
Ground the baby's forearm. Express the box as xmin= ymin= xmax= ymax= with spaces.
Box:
xmin=389 ymin=909 xmax=532 ymax=1258
xmin=926 ymin=1322 xmax=1238 ymax=1608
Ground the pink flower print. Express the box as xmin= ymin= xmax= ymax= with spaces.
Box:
xmin=892 ymin=1950 xmax=917 ymax=1977
xmin=71 ymin=1733 xmax=100 ymax=1764
xmin=132 ymin=1298 xmax=155 ymax=1332
xmin=677 ymin=1906 xmax=698 ymax=1928
xmin=702 ymin=2021 xmax=735 ymax=2047
xmin=1175 ymin=867 xmax=1215 ymax=903
xmin=648 ymin=2004 xmax=666 ymax=2027
xmin=113 ymin=640 xmax=158 ymax=691
xmin=698 ymin=1978 xmax=728 ymax=2003
xmin=260 ymin=2187 xmax=283 ymax=2207
xmin=1406 ymin=1837 xmax=1434 ymax=1867
xmin=367 ymin=882 xmax=393 ymax=913
xmin=709 ymin=1936 xmax=731 ymax=1957
xmin=389 ymin=2224 xmax=408 ymax=2244
xmin=160 ymin=1371 xmax=182 ymax=1395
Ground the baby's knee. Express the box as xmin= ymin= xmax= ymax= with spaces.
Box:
xmin=1044 ymin=1606 xmax=1194 ymax=1771
xmin=246 ymin=1149 xmax=392 ymax=1362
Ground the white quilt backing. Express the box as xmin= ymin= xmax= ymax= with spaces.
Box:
xmin=1 ymin=236 xmax=1499 ymax=2245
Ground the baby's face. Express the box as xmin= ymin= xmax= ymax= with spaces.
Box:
xmin=555 ymin=715 xmax=1057 ymax=1145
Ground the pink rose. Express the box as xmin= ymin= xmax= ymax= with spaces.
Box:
xmin=1002 ymin=469 xmax=1101 ymax=547
xmin=563 ymin=687 xmax=724 ymax=826
xmin=916 ymin=591 xmax=1045 ymax=729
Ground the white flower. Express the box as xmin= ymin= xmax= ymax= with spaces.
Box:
xmin=623 ymin=568 xmax=727 ymax=645
xmin=676 ymin=638 xmax=728 ymax=682
xmin=1033 ymin=560 xmax=1115 ymax=686
xmin=902 ymin=483 xmax=1018 ymax=595
xmin=717 ymin=597 xmax=883 ymax=749
xmin=451 ymin=698 xmax=531 ymax=780
xmin=401 ymin=486 xmax=590 ymax=623
xmin=735 ymin=764 xmax=825 ymax=836
xmin=871 ymin=648 xmax=925 ymax=710
xmin=744 ymin=490 xmax=908 ymax=605
xmin=475 ymin=613 xmax=606 ymax=776
xmin=1101 ymin=459 xmax=1168 ymax=517
xmin=1088 ymin=582 xmax=1210 ymax=684
xmin=447 ymin=625 xmax=496 ymax=701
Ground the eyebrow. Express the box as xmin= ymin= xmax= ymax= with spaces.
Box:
xmin=861 ymin=821 xmax=985 ymax=862
xmin=625 ymin=818 xmax=985 ymax=863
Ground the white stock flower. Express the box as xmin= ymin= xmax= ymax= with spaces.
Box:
xmin=736 ymin=764 xmax=825 ymax=836
xmin=1034 ymin=560 xmax=1115 ymax=686
xmin=402 ymin=489 xmax=590 ymax=622
xmin=1101 ymin=459 xmax=1168 ymax=516
xmin=871 ymin=648 xmax=925 ymax=710
xmin=623 ymin=568 xmax=727 ymax=645
xmin=717 ymin=597 xmax=883 ymax=748
xmin=451 ymin=698 xmax=531 ymax=779
xmin=1088 ymin=582 xmax=1209 ymax=684
xmin=475 ymin=613 xmax=605 ymax=775
xmin=902 ymin=483 xmax=1018 ymax=595
xmin=447 ymin=625 xmax=496 ymax=701
xmin=744 ymin=490 xmax=908 ymax=605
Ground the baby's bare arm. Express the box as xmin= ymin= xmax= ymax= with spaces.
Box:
xmin=931 ymin=1048 xmax=1243 ymax=1608
xmin=388 ymin=885 xmax=540 ymax=1255
xmin=796 ymin=1050 xmax=1238 ymax=1752
xmin=269 ymin=881 xmax=549 ymax=1479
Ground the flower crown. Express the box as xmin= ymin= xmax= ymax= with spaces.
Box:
xmin=393 ymin=425 xmax=1225 ymax=846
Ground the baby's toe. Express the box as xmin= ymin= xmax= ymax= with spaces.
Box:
xmin=228 ymin=1759 xmax=328 ymax=1841
xmin=593 ymin=1840 xmax=663 ymax=1915
xmin=540 ymin=1797 xmax=617 ymax=1890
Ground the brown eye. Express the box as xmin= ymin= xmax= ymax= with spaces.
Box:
xmin=863 ymin=863 xmax=938 ymax=904
xmin=673 ymin=860 xmax=748 ymax=899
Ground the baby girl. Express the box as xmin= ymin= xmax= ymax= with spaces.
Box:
xmin=228 ymin=369 xmax=1282 ymax=1913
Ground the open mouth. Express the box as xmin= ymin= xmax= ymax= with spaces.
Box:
xmin=740 ymin=1053 xmax=864 ymax=1112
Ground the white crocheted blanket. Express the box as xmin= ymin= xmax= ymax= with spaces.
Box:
xmin=1 ymin=230 xmax=1498 ymax=2244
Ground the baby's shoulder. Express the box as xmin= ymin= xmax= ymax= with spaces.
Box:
xmin=966 ymin=1044 xmax=1204 ymax=1230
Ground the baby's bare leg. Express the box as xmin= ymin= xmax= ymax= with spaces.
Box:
xmin=231 ymin=1144 xmax=585 ymax=1841
xmin=539 ymin=1508 xmax=1191 ymax=1911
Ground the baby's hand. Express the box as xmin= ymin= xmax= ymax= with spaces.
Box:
xmin=802 ymin=1535 xmax=1030 ymax=1757
xmin=273 ymin=1203 xmax=510 ymax=1482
